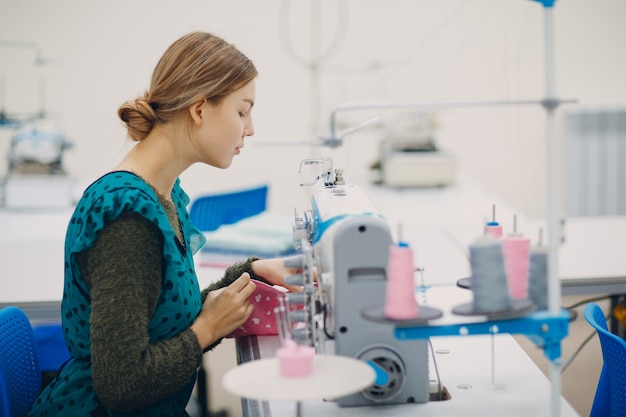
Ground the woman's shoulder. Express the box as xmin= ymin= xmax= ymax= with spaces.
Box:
xmin=82 ymin=171 xmax=188 ymax=206
xmin=66 ymin=171 xmax=168 ymax=253
xmin=74 ymin=170 xmax=165 ymax=216
xmin=83 ymin=170 xmax=153 ymax=197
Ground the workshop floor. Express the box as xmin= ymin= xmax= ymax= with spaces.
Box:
xmin=203 ymin=295 xmax=608 ymax=417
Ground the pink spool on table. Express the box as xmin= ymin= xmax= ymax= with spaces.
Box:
xmin=501 ymin=216 xmax=531 ymax=300
xmin=384 ymin=241 xmax=419 ymax=320
xmin=274 ymin=297 xmax=316 ymax=377
xmin=276 ymin=339 xmax=316 ymax=378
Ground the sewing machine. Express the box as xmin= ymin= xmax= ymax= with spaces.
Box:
xmin=377 ymin=111 xmax=456 ymax=188
xmin=291 ymin=157 xmax=430 ymax=407
xmin=2 ymin=118 xmax=75 ymax=208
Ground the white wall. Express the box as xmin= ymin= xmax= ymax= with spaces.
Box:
xmin=1 ymin=0 xmax=625 ymax=218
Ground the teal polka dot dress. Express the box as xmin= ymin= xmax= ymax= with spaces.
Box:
xmin=27 ymin=171 xmax=206 ymax=417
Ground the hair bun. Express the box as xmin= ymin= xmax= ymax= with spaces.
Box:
xmin=117 ymin=96 xmax=158 ymax=141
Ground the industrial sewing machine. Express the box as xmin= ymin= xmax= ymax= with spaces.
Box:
xmin=290 ymin=157 xmax=430 ymax=407
xmin=376 ymin=111 xmax=456 ymax=188
xmin=1 ymin=118 xmax=75 ymax=208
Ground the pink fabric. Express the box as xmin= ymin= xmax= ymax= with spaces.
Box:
xmin=226 ymin=281 xmax=291 ymax=338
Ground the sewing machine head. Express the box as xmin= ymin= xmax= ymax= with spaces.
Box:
xmin=294 ymin=157 xmax=388 ymax=277
xmin=292 ymin=157 xmax=430 ymax=407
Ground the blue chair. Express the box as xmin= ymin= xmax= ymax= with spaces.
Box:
xmin=189 ymin=184 xmax=268 ymax=232
xmin=32 ymin=322 xmax=71 ymax=388
xmin=0 ymin=306 xmax=41 ymax=417
xmin=584 ymin=302 xmax=626 ymax=417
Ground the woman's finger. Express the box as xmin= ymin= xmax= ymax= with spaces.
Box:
xmin=228 ymin=272 xmax=251 ymax=292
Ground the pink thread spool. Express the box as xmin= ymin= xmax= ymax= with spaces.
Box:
xmin=384 ymin=242 xmax=419 ymax=320
xmin=484 ymin=222 xmax=503 ymax=238
xmin=484 ymin=204 xmax=503 ymax=237
xmin=502 ymin=234 xmax=531 ymax=299
xmin=276 ymin=339 xmax=316 ymax=377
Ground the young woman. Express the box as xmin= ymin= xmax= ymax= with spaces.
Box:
xmin=28 ymin=31 xmax=301 ymax=417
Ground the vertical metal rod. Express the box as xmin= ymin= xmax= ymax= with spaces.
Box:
xmin=491 ymin=333 xmax=496 ymax=386
xmin=543 ymin=5 xmax=563 ymax=417
xmin=310 ymin=0 xmax=321 ymax=135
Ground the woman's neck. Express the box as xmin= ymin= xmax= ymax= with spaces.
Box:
xmin=115 ymin=128 xmax=190 ymax=199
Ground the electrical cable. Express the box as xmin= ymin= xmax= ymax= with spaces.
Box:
xmin=565 ymin=295 xmax=611 ymax=310
xmin=367 ymin=0 xmax=473 ymax=97
xmin=278 ymin=0 xmax=349 ymax=68
xmin=560 ymin=329 xmax=597 ymax=375
xmin=428 ymin=338 xmax=443 ymax=401
xmin=401 ymin=0 xmax=497 ymax=101
xmin=339 ymin=0 xmax=499 ymax=138
xmin=464 ymin=1 xmax=535 ymax=98
xmin=370 ymin=0 xmax=536 ymax=103
xmin=418 ymin=264 xmax=443 ymax=400
xmin=560 ymin=311 xmax=610 ymax=375
xmin=322 ymin=303 xmax=334 ymax=340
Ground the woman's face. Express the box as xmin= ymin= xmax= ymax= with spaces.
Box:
xmin=192 ymin=79 xmax=256 ymax=169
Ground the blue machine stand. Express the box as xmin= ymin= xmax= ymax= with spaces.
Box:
xmin=392 ymin=309 xmax=570 ymax=363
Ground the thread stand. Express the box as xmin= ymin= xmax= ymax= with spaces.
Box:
xmin=222 ymin=355 xmax=375 ymax=417
xmin=361 ymin=304 xmax=443 ymax=326
xmin=451 ymin=298 xmax=535 ymax=320
xmin=389 ymin=309 xmax=570 ymax=363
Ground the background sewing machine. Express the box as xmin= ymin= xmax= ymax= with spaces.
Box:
xmin=291 ymin=157 xmax=431 ymax=407
xmin=1 ymin=118 xmax=75 ymax=208
xmin=373 ymin=111 xmax=457 ymax=188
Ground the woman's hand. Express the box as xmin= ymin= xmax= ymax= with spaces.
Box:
xmin=250 ymin=256 xmax=315 ymax=292
xmin=191 ymin=273 xmax=256 ymax=349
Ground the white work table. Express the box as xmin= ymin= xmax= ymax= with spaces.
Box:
xmin=548 ymin=216 xmax=626 ymax=294
xmin=236 ymin=335 xmax=579 ymax=417
xmin=232 ymin=285 xmax=579 ymax=417
xmin=358 ymin=180 xmax=626 ymax=302
xmin=1 ymin=182 xmax=625 ymax=316
xmin=0 ymin=180 xmax=614 ymax=417
xmin=0 ymin=207 xmax=72 ymax=319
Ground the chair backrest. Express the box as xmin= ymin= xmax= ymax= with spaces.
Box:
xmin=189 ymin=185 xmax=268 ymax=232
xmin=32 ymin=322 xmax=70 ymax=372
xmin=584 ymin=302 xmax=626 ymax=417
xmin=0 ymin=306 xmax=41 ymax=417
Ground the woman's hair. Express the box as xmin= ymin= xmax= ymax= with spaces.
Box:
xmin=118 ymin=32 xmax=257 ymax=141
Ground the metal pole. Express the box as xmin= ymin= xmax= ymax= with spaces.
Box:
xmin=542 ymin=4 xmax=563 ymax=417
xmin=328 ymin=98 xmax=575 ymax=141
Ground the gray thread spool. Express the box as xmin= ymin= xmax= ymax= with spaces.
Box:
xmin=469 ymin=238 xmax=511 ymax=312
xmin=527 ymin=229 xmax=548 ymax=310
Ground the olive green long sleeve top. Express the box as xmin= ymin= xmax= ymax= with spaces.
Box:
xmin=75 ymin=209 xmax=264 ymax=414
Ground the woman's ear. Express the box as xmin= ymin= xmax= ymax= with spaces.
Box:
xmin=188 ymin=98 xmax=208 ymax=126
